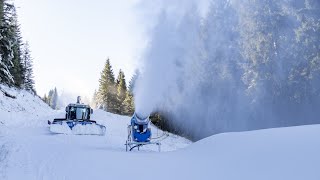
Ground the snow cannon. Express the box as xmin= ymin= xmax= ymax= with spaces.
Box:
xmin=125 ymin=112 xmax=161 ymax=151
xmin=49 ymin=101 xmax=106 ymax=136
xmin=131 ymin=112 xmax=151 ymax=142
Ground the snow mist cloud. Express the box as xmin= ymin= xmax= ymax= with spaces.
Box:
xmin=134 ymin=0 xmax=207 ymax=118
xmin=134 ymin=0 xmax=320 ymax=140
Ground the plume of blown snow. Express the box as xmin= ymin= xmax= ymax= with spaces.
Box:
xmin=134 ymin=0 xmax=207 ymax=119
xmin=134 ymin=0 xmax=320 ymax=140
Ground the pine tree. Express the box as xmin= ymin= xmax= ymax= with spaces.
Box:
xmin=51 ymin=87 xmax=58 ymax=109
xmin=47 ymin=89 xmax=53 ymax=107
xmin=9 ymin=6 xmax=24 ymax=88
xmin=290 ymin=0 xmax=320 ymax=103
xmin=97 ymin=58 xmax=117 ymax=112
xmin=128 ymin=69 xmax=139 ymax=93
xmin=0 ymin=1 xmax=3 ymax=25
xmin=46 ymin=87 xmax=58 ymax=109
xmin=22 ymin=42 xmax=35 ymax=93
xmin=0 ymin=1 xmax=15 ymax=85
xmin=43 ymin=93 xmax=48 ymax=104
xmin=120 ymin=70 xmax=139 ymax=115
xmin=91 ymin=89 xmax=98 ymax=108
xmin=122 ymin=91 xmax=134 ymax=115
xmin=0 ymin=2 xmax=36 ymax=90
xmin=116 ymin=69 xmax=127 ymax=114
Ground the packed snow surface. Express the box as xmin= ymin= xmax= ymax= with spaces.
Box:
xmin=0 ymin=85 xmax=320 ymax=180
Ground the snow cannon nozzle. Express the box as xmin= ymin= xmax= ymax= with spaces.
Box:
xmin=134 ymin=112 xmax=149 ymax=121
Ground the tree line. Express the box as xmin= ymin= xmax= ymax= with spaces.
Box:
xmin=40 ymin=59 xmax=138 ymax=113
xmin=93 ymin=58 xmax=137 ymax=115
xmin=43 ymin=87 xmax=58 ymax=109
xmin=0 ymin=0 xmax=35 ymax=93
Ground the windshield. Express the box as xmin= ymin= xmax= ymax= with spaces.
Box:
xmin=69 ymin=107 xmax=90 ymax=120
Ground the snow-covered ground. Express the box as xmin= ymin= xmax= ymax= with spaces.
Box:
xmin=1 ymin=85 xmax=320 ymax=180
xmin=0 ymin=85 xmax=56 ymax=129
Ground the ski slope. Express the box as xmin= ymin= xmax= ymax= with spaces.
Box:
xmin=1 ymin=85 xmax=320 ymax=180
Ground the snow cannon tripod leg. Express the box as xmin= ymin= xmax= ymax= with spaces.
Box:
xmin=157 ymin=142 xmax=161 ymax=152
xmin=125 ymin=141 xmax=128 ymax=152
xmin=127 ymin=125 xmax=132 ymax=141
xmin=125 ymin=125 xmax=132 ymax=152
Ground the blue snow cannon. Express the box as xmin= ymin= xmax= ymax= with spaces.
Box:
xmin=130 ymin=113 xmax=151 ymax=142
xmin=125 ymin=112 xmax=161 ymax=152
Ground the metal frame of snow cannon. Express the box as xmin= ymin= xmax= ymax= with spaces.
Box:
xmin=125 ymin=113 xmax=161 ymax=152
xmin=49 ymin=103 xmax=106 ymax=135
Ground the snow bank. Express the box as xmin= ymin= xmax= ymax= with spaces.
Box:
xmin=172 ymin=125 xmax=320 ymax=180
xmin=0 ymin=84 xmax=55 ymax=127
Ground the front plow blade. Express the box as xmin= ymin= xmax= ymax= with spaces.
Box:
xmin=49 ymin=121 xmax=106 ymax=136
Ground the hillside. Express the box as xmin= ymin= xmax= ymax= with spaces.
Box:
xmin=0 ymin=85 xmax=319 ymax=180
xmin=0 ymin=85 xmax=55 ymax=127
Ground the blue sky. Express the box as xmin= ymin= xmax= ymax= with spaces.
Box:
xmin=14 ymin=0 xmax=145 ymax=99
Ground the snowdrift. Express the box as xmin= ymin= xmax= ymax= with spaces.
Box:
xmin=175 ymin=125 xmax=320 ymax=180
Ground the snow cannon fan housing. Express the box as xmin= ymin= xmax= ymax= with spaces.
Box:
xmin=131 ymin=112 xmax=151 ymax=142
